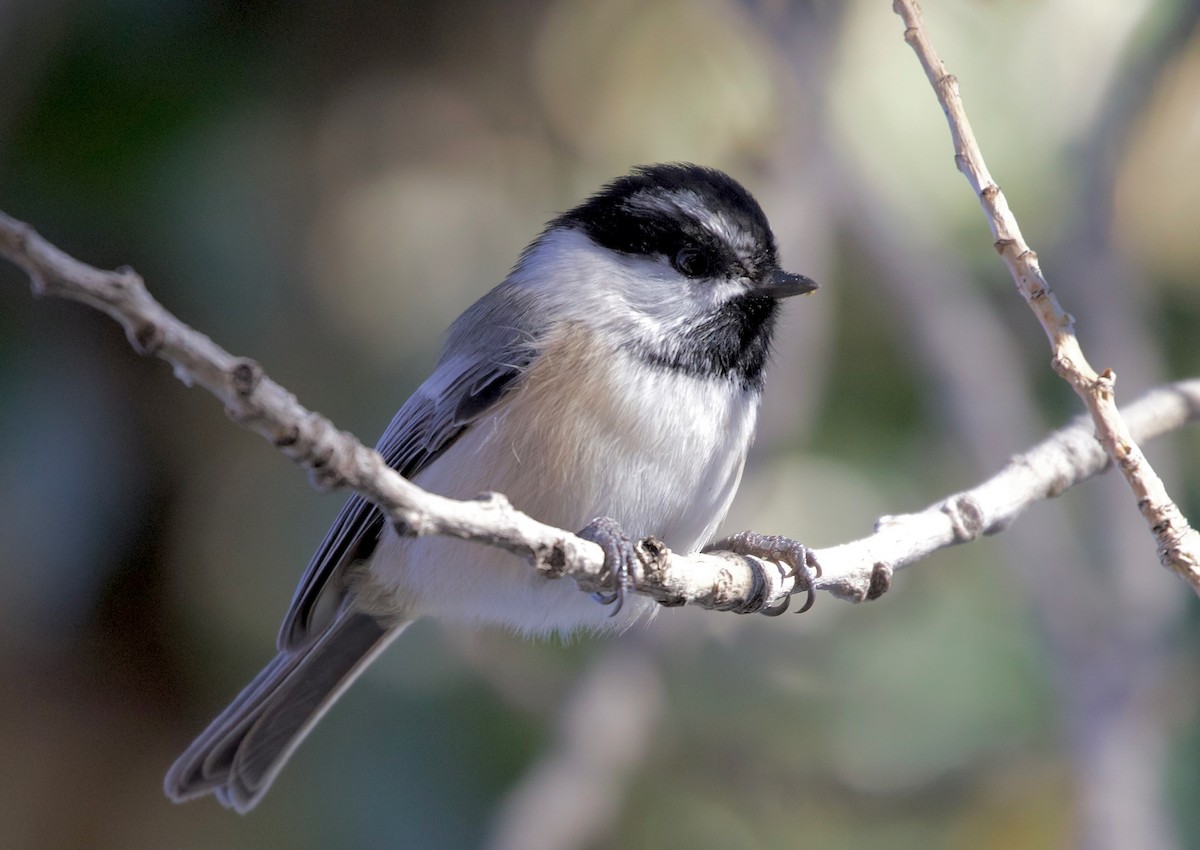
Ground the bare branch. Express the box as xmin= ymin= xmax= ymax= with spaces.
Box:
xmin=816 ymin=379 xmax=1200 ymax=599
xmin=2 ymin=209 xmax=1199 ymax=610
xmin=892 ymin=0 xmax=1200 ymax=593
xmin=0 ymin=209 xmax=797 ymax=613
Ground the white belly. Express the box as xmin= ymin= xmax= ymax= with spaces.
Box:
xmin=366 ymin=331 xmax=760 ymax=636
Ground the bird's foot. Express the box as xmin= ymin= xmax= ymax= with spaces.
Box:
xmin=578 ymin=516 xmax=638 ymax=616
xmin=706 ymin=531 xmax=819 ymax=614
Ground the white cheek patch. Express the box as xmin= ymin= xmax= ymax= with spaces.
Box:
xmin=514 ymin=229 xmax=678 ymax=334
xmin=512 ymin=226 xmax=756 ymax=355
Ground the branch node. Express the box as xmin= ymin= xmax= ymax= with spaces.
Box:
xmin=993 ymin=237 xmax=1017 ymax=254
xmin=391 ymin=515 xmax=414 ymax=537
xmin=981 ymin=183 xmax=1000 ymax=202
xmin=308 ymin=467 xmax=343 ymax=492
xmin=307 ymin=437 xmax=347 ymax=491
xmin=474 ymin=490 xmax=510 ymax=510
xmin=272 ymin=423 xmax=300 ymax=447
xmin=635 ymin=538 xmax=686 ymax=606
xmin=942 ymin=493 xmax=986 ymax=542
xmin=230 ymin=357 xmax=264 ymax=396
xmin=129 ymin=321 xmax=164 ymax=355
xmin=867 ymin=562 xmax=893 ymax=600
xmin=535 ymin=539 xmax=569 ymax=579
xmin=635 ymin=536 xmax=668 ymax=581
xmin=114 ymin=265 xmax=144 ymax=291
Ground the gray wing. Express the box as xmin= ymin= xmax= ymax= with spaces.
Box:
xmin=277 ymin=286 xmax=543 ymax=650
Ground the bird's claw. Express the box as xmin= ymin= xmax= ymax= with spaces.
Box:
xmin=708 ymin=531 xmax=819 ymax=613
xmin=578 ymin=516 xmax=637 ymax=616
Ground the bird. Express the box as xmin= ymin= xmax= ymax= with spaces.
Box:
xmin=164 ymin=163 xmax=817 ymax=812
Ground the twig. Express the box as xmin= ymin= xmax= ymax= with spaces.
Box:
xmin=892 ymin=0 xmax=1200 ymax=594
xmin=0 ymin=209 xmax=796 ymax=612
xmin=815 ymin=379 xmax=1200 ymax=599
xmin=2 ymin=210 xmax=1200 ymax=608
xmin=826 ymin=155 xmax=1086 ymax=613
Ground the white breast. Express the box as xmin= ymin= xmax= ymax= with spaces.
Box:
xmin=365 ymin=324 xmax=760 ymax=636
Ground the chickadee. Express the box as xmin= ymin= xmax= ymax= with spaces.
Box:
xmin=165 ymin=163 xmax=817 ymax=812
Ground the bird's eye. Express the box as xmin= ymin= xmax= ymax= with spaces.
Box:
xmin=672 ymin=247 xmax=711 ymax=278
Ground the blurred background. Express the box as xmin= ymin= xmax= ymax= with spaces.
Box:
xmin=1 ymin=0 xmax=1199 ymax=847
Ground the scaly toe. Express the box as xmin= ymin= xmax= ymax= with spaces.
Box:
xmin=578 ymin=517 xmax=637 ymax=616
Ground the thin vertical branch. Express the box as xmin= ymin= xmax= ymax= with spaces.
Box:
xmin=892 ymin=0 xmax=1200 ymax=594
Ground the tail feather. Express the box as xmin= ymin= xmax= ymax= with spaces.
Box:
xmin=165 ymin=611 xmax=407 ymax=813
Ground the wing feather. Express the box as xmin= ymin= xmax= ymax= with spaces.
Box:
xmin=277 ymin=287 xmax=542 ymax=650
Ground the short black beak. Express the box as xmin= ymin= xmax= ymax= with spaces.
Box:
xmin=758 ymin=268 xmax=818 ymax=299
